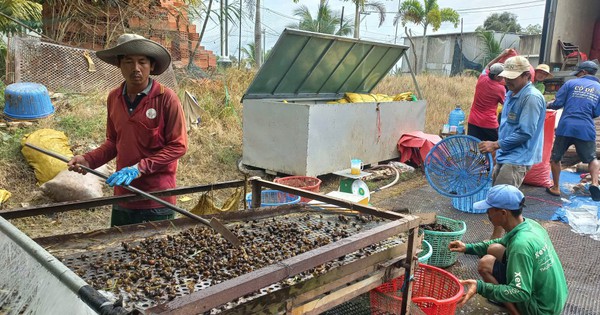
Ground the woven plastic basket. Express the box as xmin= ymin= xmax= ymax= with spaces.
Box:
xmin=273 ymin=176 xmax=321 ymax=202
xmin=451 ymin=182 xmax=491 ymax=214
xmin=423 ymin=216 xmax=466 ymax=268
xmin=370 ymin=264 xmax=464 ymax=315
xmin=245 ymin=190 xmax=301 ymax=208
xmin=424 ymin=135 xmax=493 ymax=198
xmin=418 ymin=240 xmax=433 ymax=264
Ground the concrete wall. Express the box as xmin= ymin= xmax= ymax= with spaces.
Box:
xmin=549 ymin=0 xmax=600 ymax=65
xmin=400 ymin=32 xmax=520 ymax=75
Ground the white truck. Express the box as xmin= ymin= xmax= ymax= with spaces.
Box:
xmin=539 ymin=0 xmax=600 ymax=77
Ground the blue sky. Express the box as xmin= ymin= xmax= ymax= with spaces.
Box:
xmin=198 ymin=0 xmax=547 ymax=59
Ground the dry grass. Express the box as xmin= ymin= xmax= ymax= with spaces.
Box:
xmin=0 ymin=70 xmax=476 ymax=237
xmin=374 ymin=74 xmax=477 ymax=134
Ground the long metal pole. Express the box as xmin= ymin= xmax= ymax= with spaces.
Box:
xmin=23 ymin=143 xmax=241 ymax=247
xmin=238 ymin=0 xmax=242 ymax=68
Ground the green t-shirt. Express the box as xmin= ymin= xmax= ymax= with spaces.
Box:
xmin=465 ymin=219 xmax=568 ymax=314
xmin=534 ymin=81 xmax=546 ymax=94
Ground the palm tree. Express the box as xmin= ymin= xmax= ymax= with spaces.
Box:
xmin=293 ymin=0 xmax=385 ymax=39
xmin=345 ymin=0 xmax=386 ymax=39
xmin=241 ymin=42 xmax=270 ymax=67
xmin=394 ymin=0 xmax=459 ymax=72
xmin=0 ymin=0 xmax=42 ymax=35
xmin=288 ymin=0 xmax=352 ymax=36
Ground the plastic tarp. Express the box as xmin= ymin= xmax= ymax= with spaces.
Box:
xmin=397 ymin=131 xmax=441 ymax=166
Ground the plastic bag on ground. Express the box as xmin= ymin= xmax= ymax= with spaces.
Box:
xmin=21 ymin=129 xmax=73 ymax=185
xmin=39 ymin=165 xmax=109 ymax=202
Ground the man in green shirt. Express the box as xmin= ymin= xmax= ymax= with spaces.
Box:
xmin=449 ymin=185 xmax=568 ymax=315
xmin=533 ymin=64 xmax=553 ymax=94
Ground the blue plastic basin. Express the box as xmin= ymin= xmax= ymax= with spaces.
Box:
xmin=4 ymin=82 xmax=55 ymax=119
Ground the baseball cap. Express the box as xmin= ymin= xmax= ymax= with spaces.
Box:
xmin=535 ymin=64 xmax=554 ymax=78
xmin=489 ymin=63 xmax=504 ymax=75
xmin=473 ymin=184 xmax=525 ymax=211
xmin=498 ymin=56 xmax=531 ymax=79
xmin=569 ymin=60 xmax=599 ymax=76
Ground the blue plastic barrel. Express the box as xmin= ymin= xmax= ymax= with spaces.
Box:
xmin=448 ymin=105 xmax=465 ymax=134
xmin=4 ymin=82 xmax=55 ymax=119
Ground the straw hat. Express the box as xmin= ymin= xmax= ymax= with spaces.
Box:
xmin=96 ymin=34 xmax=172 ymax=75
xmin=535 ymin=64 xmax=554 ymax=78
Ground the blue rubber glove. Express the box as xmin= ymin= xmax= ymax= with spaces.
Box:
xmin=106 ymin=165 xmax=141 ymax=187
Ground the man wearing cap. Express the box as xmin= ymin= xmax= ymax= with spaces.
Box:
xmin=449 ymin=184 xmax=568 ymax=315
xmin=467 ymin=50 xmax=510 ymax=142
xmin=547 ymin=60 xmax=600 ymax=200
xmin=533 ymin=64 xmax=553 ymax=94
xmin=67 ymin=34 xmax=188 ymax=226
xmin=479 ymin=56 xmax=546 ymax=239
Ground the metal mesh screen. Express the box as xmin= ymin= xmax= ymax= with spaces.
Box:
xmin=7 ymin=35 xmax=177 ymax=93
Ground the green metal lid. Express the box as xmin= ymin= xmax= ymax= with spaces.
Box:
xmin=243 ymin=29 xmax=409 ymax=100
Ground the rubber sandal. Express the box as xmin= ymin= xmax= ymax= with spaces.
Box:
xmin=589 ymin=185 xmax=600 ymax=201
xmin=545 ymin=187 xmax=561 ymax=197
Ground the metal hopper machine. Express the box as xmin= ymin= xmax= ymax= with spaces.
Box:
xmin=1 ymin=178 xmax=434 ymax=314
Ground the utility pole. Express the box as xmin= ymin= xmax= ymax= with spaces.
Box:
xmin=262 ymin=28 xmax=266 ymax=64
xmin=340 ymin=7 xmax=344 ymax=34
xmin=218 ymin=0 xmax=232 ymax=67
xmin=238 ymin=0 xmax=242 ymax=68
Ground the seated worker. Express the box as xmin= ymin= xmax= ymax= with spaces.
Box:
xmin=533 ymin=64 xmax=553 ymax=94
xmin=449 ymin=185 xmax=568 ymax=315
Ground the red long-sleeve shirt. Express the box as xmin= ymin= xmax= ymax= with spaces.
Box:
xmin=84 ymin=81 xmax=188 ymax=209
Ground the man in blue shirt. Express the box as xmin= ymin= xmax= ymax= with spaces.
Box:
xmin=479 ymin=56 xmax=546 ymax=239
xmin=547 ymin=61 xmax=600 ymax=200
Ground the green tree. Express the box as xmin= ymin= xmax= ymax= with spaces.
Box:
xmin=481 ymin=12 xmax=521 ymax=33
xmin=293 ymin=0 xmax=385 ymax=39
xmin=241 ymin=42 xmax=270 ymax=67
xmin=523 ymin=24 xmax=542 ymax=35
xmin=287 ymin=0 xmax=352 ymax=36
xmin=393 ymin=0 xmax=459 ymax=72
xmin=0 ymin=0 xmax=42 ymax=35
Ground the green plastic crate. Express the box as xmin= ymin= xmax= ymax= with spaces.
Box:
xmin=423 ymin=216 xmax=466 ymax=268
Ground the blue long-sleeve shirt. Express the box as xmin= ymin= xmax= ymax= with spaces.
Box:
xmin=497 ymin=82 xmax=546 ymax=166
xmin=547 ymin=75 xmax=600 ymax=141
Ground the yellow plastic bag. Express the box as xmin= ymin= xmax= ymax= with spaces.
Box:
xmin=0 ymin=189 xmax=11 ymax=206
xmin=191 ymin=189 xmax=242 ymax=215
xmin=21 ymin=129 xmax=73 ymax=185
xmin=393 ymin=92 xmax=414 ymax=101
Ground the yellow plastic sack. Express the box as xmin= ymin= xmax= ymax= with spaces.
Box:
xmin=393 ymin=92 xmax=415 ymax=101
xmin=326 ymin=98 xmax=349 ymax=104
xmin=191 ymin=189 xmax=242 ymax=215
xmin=21 ymin=129 xmax=73 ymax=185
xmin=0 ymin=189 xmax=11 ymax=205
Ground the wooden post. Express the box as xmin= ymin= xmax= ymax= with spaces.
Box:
xmin=250 ymin=179 xmax=262 ymax=209
xmin=400 ymin=226 xmax=419 ymax=314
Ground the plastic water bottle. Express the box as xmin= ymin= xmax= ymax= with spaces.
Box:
xmin=448 ymin=105 xmax=465 ymax=134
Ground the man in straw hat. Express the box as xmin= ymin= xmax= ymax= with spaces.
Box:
xmin=547 ymin=60 xmax=600 ymax=200
xmin=478 ymin=56 xmax=546 ymax=239
xmin=449 ymin=184 xmax=567 ymax=314
xmin=68 ymin=34 xmax=188 ymax=226
xmin=533 ymin=64 xmax=553 ymax=94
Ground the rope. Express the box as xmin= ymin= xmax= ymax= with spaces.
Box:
xmin=376 ymin=103 xmax=381 ymax=143
xmin=525 ymin=195 xmax=563 ymax=208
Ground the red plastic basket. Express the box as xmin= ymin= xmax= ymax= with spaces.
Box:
xmin=370 ymin=264 xmax=464 ymax=315
xmin=273 ymin=176 xmax=321 ymax=202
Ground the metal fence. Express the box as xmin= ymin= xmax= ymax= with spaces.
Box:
xmin=6 ymin=35 xmax=177 ymax=93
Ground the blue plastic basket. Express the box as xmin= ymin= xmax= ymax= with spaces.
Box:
xmin=245 ymin=190 xmax=301 ymax=208
xmin=451 ymin=182 xmax=491 ymax=214
xmin=424 ymin=135 xmax=493 ymax=198
xmin=4 ymin=82 xmax=55 ymax=119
